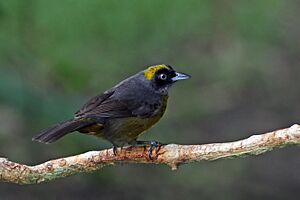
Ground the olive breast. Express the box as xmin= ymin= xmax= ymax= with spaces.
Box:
xmin=104 ymin=95 xmax=168 ymax=146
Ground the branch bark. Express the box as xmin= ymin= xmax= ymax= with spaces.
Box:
xmin=1 ymin=124 xmax=300 ymax=185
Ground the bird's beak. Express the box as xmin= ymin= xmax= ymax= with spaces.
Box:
xmin=172 ymin=72 xmax=191 ymax=82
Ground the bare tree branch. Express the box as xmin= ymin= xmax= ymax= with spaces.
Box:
xmin=1 ymin=124 xmax=300 ymax=185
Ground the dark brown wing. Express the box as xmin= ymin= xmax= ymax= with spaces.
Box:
xmin=75 ymin=84 xmax=164 ymax=120
xmin=74 ymin=90 xmax=134 ymax=119
xmin=83 ymin=99 xmax=134 ymax=118
xmin=75 ymin=90 xmax=115 ymax=117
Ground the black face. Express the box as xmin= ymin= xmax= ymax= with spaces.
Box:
xmin=154 ymin=68 xmax=177 ymax=87
xmin=149 ymin=64 xmax=190 ymax=93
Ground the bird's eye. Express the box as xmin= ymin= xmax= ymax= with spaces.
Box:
xmin=159 ymin=73 xmax=167 ymax=80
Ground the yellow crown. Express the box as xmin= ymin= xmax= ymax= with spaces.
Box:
xmin=144 ymin=64 xmax=170 ymax=80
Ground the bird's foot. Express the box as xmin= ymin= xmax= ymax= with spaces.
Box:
xmin=112 ymin=146 xmax=123 ymax=156
xmin=136 ymin=140 xmax=162 ymax=160
xmin=113 ymin=146 xmax=118 ymax=156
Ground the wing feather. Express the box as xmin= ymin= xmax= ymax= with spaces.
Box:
xmin=74 ymin=86 xmax=163 ymax=120
xmin=75 ymin=90 xmax=133 ymax=119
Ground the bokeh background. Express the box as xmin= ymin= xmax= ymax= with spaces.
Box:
xmin=1 ymin=0 xmax=300 ymax=199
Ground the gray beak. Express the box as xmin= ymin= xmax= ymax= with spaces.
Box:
xmin=172 ymin=72 xmax=191 ymax=82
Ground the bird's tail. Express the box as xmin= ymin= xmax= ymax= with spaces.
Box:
xmin=32 ymin=119 xmax=92 ymax=144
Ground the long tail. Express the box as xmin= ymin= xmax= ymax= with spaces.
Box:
xmin=32 ymin=119 xmax=92 ymax=144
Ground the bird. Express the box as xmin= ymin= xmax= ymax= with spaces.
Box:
xmin=32 ymin=64 xmax=191 ymax=158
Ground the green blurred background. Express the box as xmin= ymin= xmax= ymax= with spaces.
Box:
xmin=1 ymin=0 xmax=300 ymax=199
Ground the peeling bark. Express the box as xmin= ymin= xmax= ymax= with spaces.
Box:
xmin=1 ymin=124 xmax=300 ymax=185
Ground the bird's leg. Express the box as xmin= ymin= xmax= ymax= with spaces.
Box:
xmin=136 ymin=140 xmax=162 ymax=159
xmin=113 ymin=146 xmax=118 ymax=156
xmin=112 ymin=145 xmax=123 ymax=156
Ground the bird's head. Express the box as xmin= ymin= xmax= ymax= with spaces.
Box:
xmin=143 ymin=64 xmax=191 ymax=94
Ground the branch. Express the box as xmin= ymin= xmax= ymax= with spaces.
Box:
xmin=1 ymin=124 xmax=300 ymax=185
